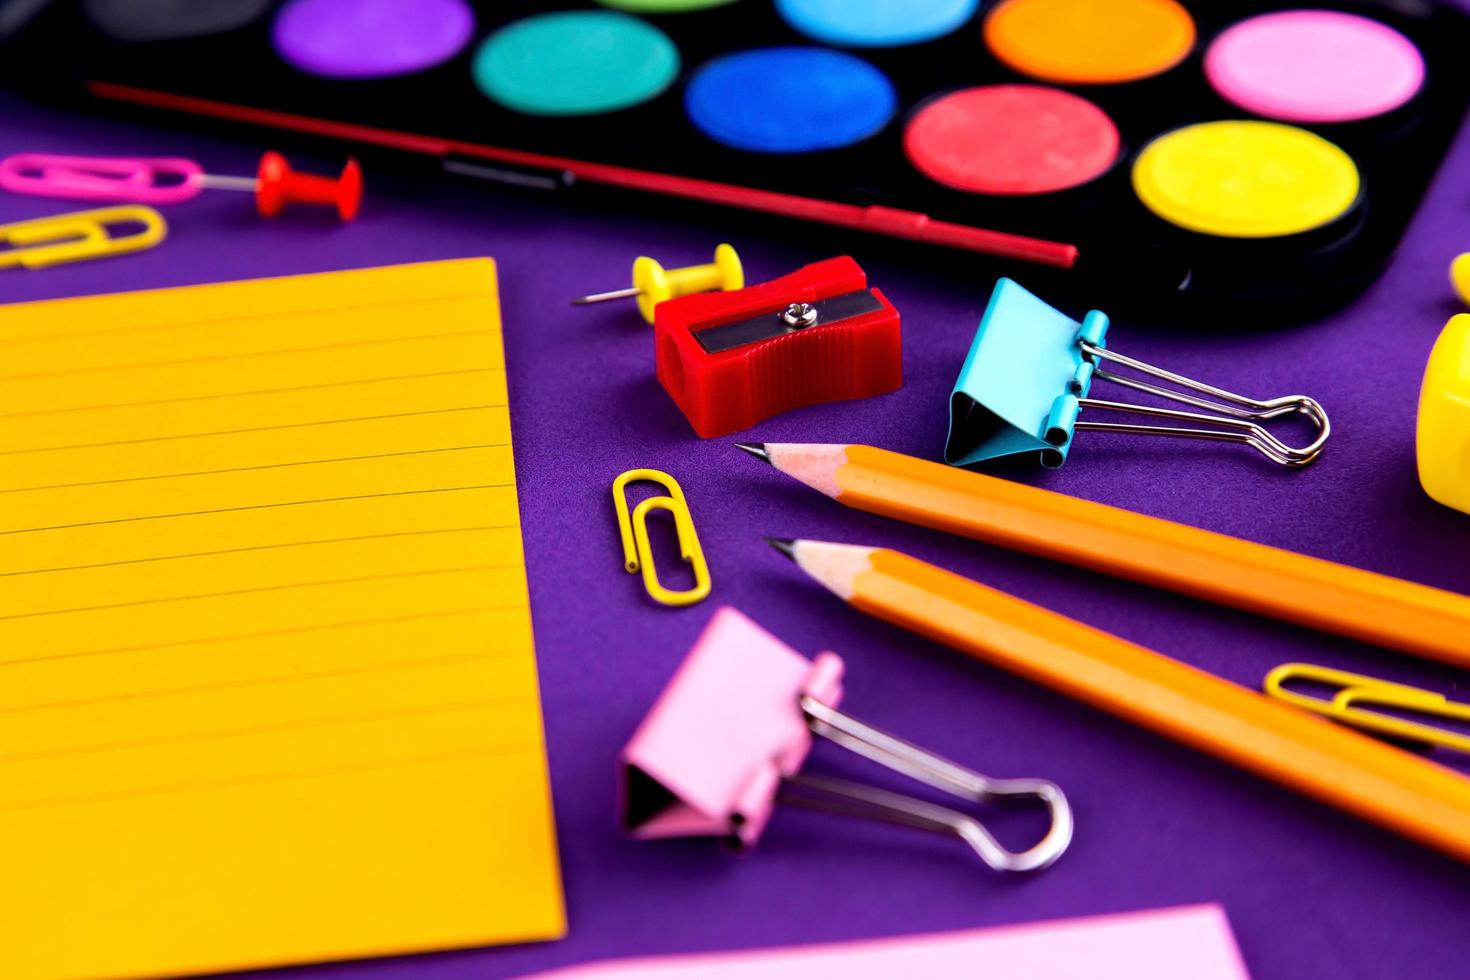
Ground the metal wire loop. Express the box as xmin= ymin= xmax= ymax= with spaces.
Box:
xmin=776 ymin=697 xmax=1074 ymax=874
xmin=1075 ymin=340 xmax=1330 ymax=467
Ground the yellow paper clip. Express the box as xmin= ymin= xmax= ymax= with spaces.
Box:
xmin=0 ymin=205 xmax=167 ymax=270
xmin=1265 ymin=663 xmax=1470 ymax=756
xmin=613 ymin=468 xmax=711 ymax=607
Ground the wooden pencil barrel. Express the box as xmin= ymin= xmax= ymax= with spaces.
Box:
xmin=839 ymin=445 xmax=1470 ymax=670
xmin=852 ymin=548 xmax=1470 ymax=865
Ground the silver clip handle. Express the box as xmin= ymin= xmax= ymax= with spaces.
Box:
xmin=779 ymin=697 xmax=1073 ymax=873
xmin=1075 ymin=340 xmax=1329 ymax=467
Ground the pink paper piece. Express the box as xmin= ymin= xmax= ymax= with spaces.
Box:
xmin=523 ymin=904 xmax=1251 ymax=980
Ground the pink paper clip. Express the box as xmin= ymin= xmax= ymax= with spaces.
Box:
xmin=0 ymin=154 xmax=205 ymax=205
xmin=619 ymin=607 xmax=1073 ymax=873
xmin=0 ymin=151 xmax=362 ymax=220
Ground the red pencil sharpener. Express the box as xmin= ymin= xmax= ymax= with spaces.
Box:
xmin=652 ymin=256 xmax=902 ymax=438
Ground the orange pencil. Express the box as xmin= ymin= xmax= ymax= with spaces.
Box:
xmin=738 ymin=443 xmax=1470 ymax=671
xmin=771 ymin=538 xmax=1470 ymax=864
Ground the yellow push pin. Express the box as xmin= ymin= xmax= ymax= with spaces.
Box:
xmin=573 ymin=244 xmax=744 ymax=323
xmin=1417 ymin=313 xmax=1470 ymax=515
xmin=1452 ymin=252 xmax=1470 ymax=305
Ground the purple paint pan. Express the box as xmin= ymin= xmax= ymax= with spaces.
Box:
xmin=273 ymin=0 xmax=475 ymax=79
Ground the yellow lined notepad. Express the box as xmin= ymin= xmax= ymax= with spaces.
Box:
xmin=0 ymin=259 xmax=565 ymax=980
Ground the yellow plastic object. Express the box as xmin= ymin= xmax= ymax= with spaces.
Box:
xmin=1451 ymin=252 xmax=1470 ymax=305
xmin=0 ymin=204 xmax=166 ymax=269
xmin=1417 ymin=313 xmax=1470 ymax=514
xmin=1132 ymin=121 xmax=1360 ymax=238
xmin=1265 ymin=663 xmax=1470 ymax=756
xmin=0 ymin=259 xmax=565 ymax=979
xmin=632 ymin=242 xmax=743 ymax=322
xmin=613 ymin=468 xmax=711 ymax=606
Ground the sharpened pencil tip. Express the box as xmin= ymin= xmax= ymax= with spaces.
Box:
xmin=764 ymin=537 xmax=797 ymax=562
xmin=735 ymin=442 xmax=770 ymax=465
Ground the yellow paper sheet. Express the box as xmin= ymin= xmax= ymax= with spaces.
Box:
xmin=0 ymin=259 xmax=565 ymax=979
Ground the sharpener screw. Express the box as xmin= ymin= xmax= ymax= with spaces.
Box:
xmin=782 ymin=302 xmax=818 ymax=328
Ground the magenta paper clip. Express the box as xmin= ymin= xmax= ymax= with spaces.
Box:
xmin=0 ymin=154 xmax=205 ymax=205
xmin=619 ymin=607 xmax=1073 ymax=873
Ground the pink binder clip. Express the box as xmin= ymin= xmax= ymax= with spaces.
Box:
xmin=619 ymin=607 xmax=1074 ymax=873
xmin=0 ymin=154 xmax=205 ymax=205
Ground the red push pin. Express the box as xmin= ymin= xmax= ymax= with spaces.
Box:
xmin=196 ymin=151 xmax=363 ymax=220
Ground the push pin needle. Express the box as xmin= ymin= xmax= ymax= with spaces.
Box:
xmin=573 ymin=243 xmax=744 ymax=323
xmin=575 ymin=284 xmax=643 ymax=304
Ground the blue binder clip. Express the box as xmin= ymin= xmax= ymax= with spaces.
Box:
xmin=944 ymin=279 xmax=1330 ymax=469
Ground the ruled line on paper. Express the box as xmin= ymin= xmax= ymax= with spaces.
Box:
xmin=0 ymin=327 xmax=500 ymax=383
xmin=0 ymin=525 xmax=518 ymax=578
xmin=2 ymin=648 xmax=515 ymax=715
xmin=1 ymin=444 xmax=511 ymax=494
xmin=0 ymin=483 xmax=516 ymax=536
xmin=0 ymin=367 xmax=504 ymax=420
xmin=0 ymin=605 xmax=526 ymax=669
xmin=0 ymin=563 xmax=524 ymax=622
xmin=0 ymin=694 xmax=531 ymax=767
xmin=0 ymin=405 xmax=507 ymax=457
xmin=0 ymin=742 xmax=540 ymax=815
xmin=0 ymin=283 xmax=502 ymax=347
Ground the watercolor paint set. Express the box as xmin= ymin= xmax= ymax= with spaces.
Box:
xmin=1 ymin=0 xmax=1466 ymax=315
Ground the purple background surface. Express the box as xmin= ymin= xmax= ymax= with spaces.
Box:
xmin=2 ymin=80 xmax=1469 ymax=979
